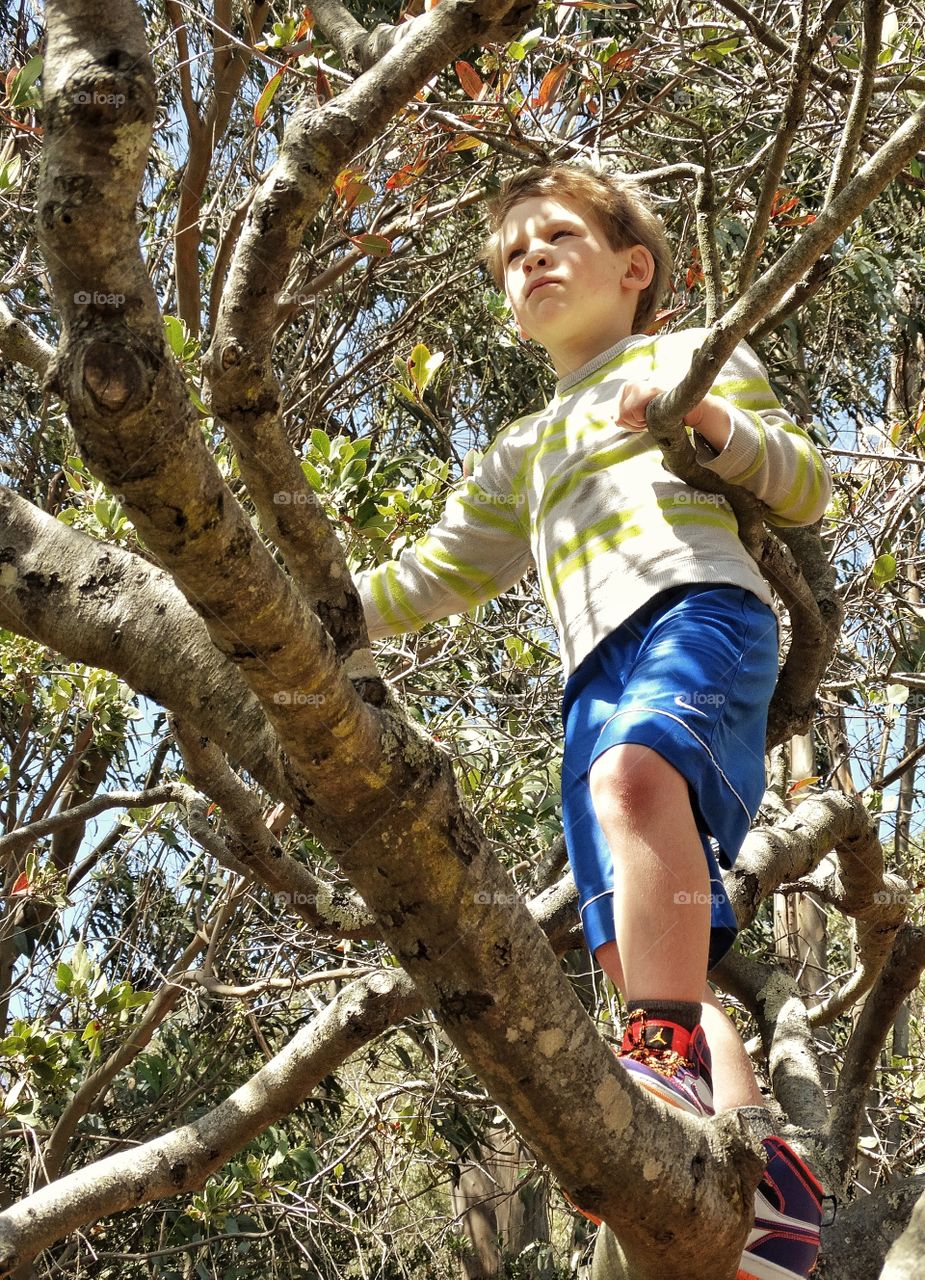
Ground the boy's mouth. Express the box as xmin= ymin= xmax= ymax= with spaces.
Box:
xmin=527 ymin=276 xmax=558 ymax=298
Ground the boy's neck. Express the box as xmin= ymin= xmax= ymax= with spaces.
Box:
xmin=546 ymin=321 xmax=636 ymax=380
xmin=553 ymin=332 xmax=644 ymax=395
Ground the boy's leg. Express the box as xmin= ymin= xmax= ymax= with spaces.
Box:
xmin=594 ymin=940 xmax=764 ymax=1111
xmin=588 ymin=742 xmax=710 ymax=1004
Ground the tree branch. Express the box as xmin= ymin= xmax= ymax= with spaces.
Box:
xmin=0 ymin=969 xmax=422 ymax=1276
xmin=827 ymin=925 xmax=925 ymax=1189
xmin=171 ymin=718 xmax=376 ymax=939
xmin=0 ymin=785 xmax=179 ymax=865
xmin=0 ymin=486 xmax=288 ymax=800
xmin=736 ymin=0 xmax=849 ymax=294
xmin=0 ymin=297 xmax=54 ymax=375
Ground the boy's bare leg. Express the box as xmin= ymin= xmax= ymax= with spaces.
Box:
xmin=593 ymin=948 xmax=765 ymax=1111
xmin=589 ymin=743 xmax=710 ymax=1003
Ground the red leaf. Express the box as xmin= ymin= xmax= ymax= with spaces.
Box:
xmin=386 ymin=163 xmax=426 ymax=190
xmin=535 ymin=63 xmax=569 ymax=110
xmin=316 ymin=67 xmax=332 ymax=101
xmin=770 ymin=191 xmax=799 ymax=218
xmin=456 ymin=61 xmax=484 ymax=99
xmin=788 ymin=775 xmax=821 ymax=794
xmin=645 ymin=303 xmax=687 ymax=334
xmin=12 ymin=871 xmax=30 ymax=894
xmin=604 ymin=48 xmax=636 ymax=71
xmin=254 ymin=60 xmax=290 ymax=126
xmin=293 ymin=10 xmax=314 ymax=40
xmin=778 ymin=213 xmax=817 ymax=227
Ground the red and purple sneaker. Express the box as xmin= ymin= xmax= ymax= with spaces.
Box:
xmin=737 ymin=1136 xmax=824 ymax=1279
xmin=617 ymin=1009 xmax=715 ymax=1117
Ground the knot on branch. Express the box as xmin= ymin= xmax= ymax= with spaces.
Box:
xmin=81 ymin=340 xmax=145 ymax=414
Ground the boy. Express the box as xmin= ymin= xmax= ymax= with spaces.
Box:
xmin=356 ymin=164 xmax=828 ymax=1279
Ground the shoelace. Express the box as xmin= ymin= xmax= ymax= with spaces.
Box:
xmin=622 ymin=1011 xmax=694 ymax=1079
xmin=621 ymin=1044 xmax=691 ymax=1078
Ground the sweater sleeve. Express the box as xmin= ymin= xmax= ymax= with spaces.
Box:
xmin=355 ymin=452 xmax=532 ymax=641
xmin=692 ymin=340 xmax=832 ymax=528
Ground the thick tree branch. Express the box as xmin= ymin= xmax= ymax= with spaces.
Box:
xmin=813 ymin=1176 xmax=925 ymax=1279
xmin=712 ymin=948 xmax=829 ymax=1136
xmin=204 ymin=0 xmax=540 ymax=661
xmin=311 ymin=0 xmax=536 ymax=75
xmin=880 ymin=1183 xmax=925 ymax=1280
xmin=774 ymin=790 xmax=907 ymax=1025
xmin=0 ymin=487 xmax=287 ymax=796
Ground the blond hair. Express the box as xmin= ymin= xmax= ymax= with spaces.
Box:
xmin=481 ymin=163 xmax=673 ymax=334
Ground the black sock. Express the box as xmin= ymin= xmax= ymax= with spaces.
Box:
xmin=626 ymin=998 xmax=702 ymax=1033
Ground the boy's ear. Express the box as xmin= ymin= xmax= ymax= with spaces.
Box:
xmin=621 ymin=245 xmax=655 ymax=292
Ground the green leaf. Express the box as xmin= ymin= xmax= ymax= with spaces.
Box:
xmin=300 ymin=460 xmax=323 ymax=491
xmin=71 ymin=941 xmax=92 ymax=987
xmin=0 ymin=154 xmax=22 ymax=190
xmin=163 ymin=315 xmax=187 ymax=357
xmin=348 ymin=233 xmax=392 ymax=258
xmin=408 ymin=343 xmax=439 ymax=394
xmin=55 ymin=962 xmax=73 ymax=993
xmin=8 ymin=55 xmax=43 ymax=108
xmin=310 ymin=429 xmax=331 ymax=459
xmin=873 ymin=553 xmax=897 ymax=585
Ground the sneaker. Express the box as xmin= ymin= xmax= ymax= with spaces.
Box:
xmin=563 ymin=1011 xmax=714 ymax=1227
xmin=737 ymin=1136 xmax=824 ymax=1279
xmin=617 ymin=1008 xmax=715 ymax=1117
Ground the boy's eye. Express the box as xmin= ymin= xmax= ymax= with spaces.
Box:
xmin=551 ymin=229 xmax=573 ymax=241
xmin=507 ymin=247 xmax=524 ymax=264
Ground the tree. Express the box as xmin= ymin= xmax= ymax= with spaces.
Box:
xmin=1 ymin=1 xmax=925 ymax=1277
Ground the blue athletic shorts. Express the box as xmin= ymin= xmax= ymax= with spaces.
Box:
xmin=561 ymin=583 xmax=779 ymax=970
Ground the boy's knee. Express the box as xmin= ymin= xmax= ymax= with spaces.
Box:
xmin=589 ymin=743 xmax=688 ymax=825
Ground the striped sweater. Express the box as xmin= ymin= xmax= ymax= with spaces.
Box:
xmin=356 ymin=329 xmax=831 ymax=677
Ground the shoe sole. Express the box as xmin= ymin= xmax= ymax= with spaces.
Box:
xmin=737 ymin=1253 xmax=813 ymax=1280
xmin=630 ymin=1073 xmax=708 ymax=1117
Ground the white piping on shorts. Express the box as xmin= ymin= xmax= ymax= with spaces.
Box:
xmin=579 ymin=888 xmax=614 ymax=922
xmin=594 ymin=705 xmax=752 ymax=825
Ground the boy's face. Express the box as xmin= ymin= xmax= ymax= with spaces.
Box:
xmin=499 ymin=195 xmax=653 ymax=376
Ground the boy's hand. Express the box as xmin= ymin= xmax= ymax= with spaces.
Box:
xmin=614 ymin=381 xmax=732 ymax=451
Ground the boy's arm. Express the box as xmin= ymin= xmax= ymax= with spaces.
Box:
xmin=356 ymin=468 xmax=532 ymax=640
xmin=689 ymin=341 xmax=832 ymax=528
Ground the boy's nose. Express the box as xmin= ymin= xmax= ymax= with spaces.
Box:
xmin=524 ymin=249 xmax=548 ymax=272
